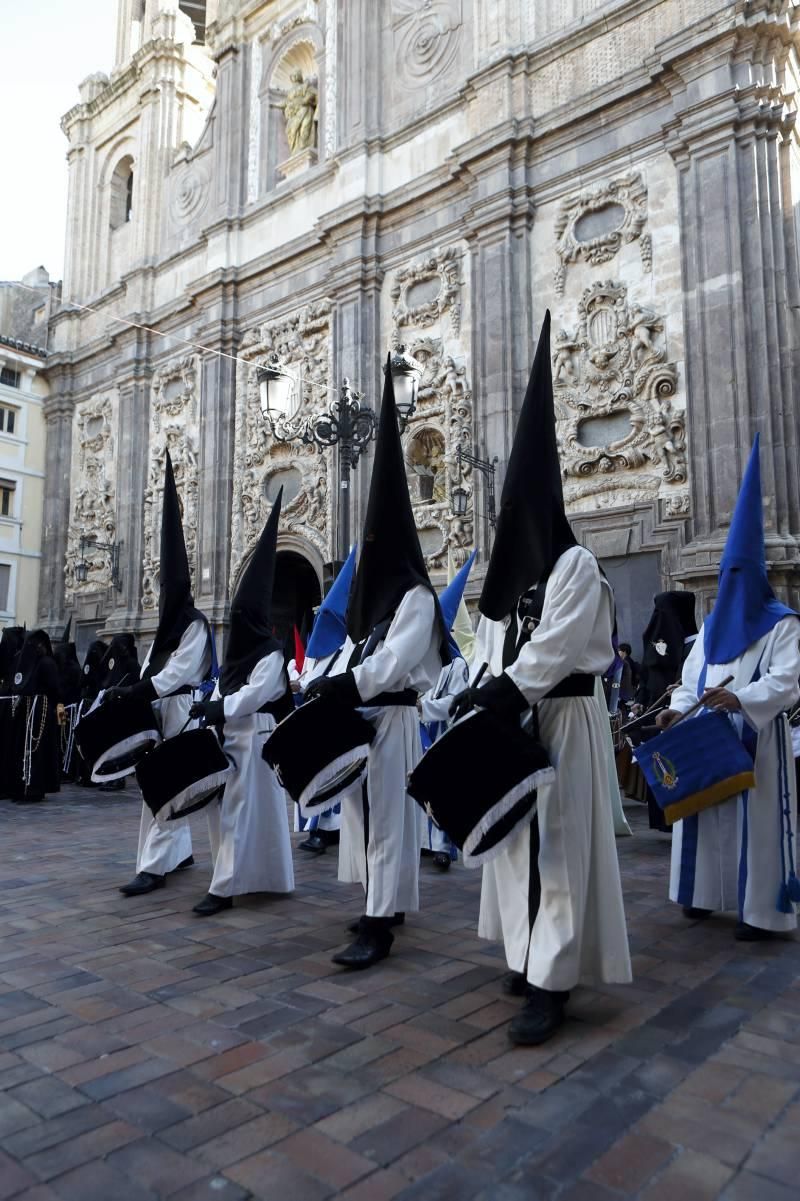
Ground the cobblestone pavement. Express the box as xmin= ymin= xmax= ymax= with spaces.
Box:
xmin=0 ymin=787 xmax=798 ymax=1201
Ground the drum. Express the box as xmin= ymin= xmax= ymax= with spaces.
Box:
xmin=76 ymin=695 xmax=162 ymax=783
xmin=136 ymin=727 xmax=232 ymax=821
xmin=407 ymin=709 xmax=555 ymax=868
xmin=633 ymin=709 xmax=756 ymax=825
xmin=262 ymin=697 xmax=376 ymax=816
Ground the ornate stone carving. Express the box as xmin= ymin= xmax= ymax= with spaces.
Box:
xmin=141 ymin=355 xmax=201 ymax=610
xmin=391 ymin=246 xmax=462 ymax=335
xmin=231 ymin=301 xmax=333 ymax=582
xmin=324 ymin=0 xmax=337 ymax=156
xmin=65 ymin=392 xmax=117 ymax=596
xmin=392 ymin=0 xmax=463 ymax=86
xmin=554 ymin=281 xmax=685 ymax=504
xmin=554 ymin=172 xmax=650 ymax=295
xmin=169 ymin=160 xmax=210 ymax=225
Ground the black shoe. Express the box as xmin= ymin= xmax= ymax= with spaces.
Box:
xmin=735 ymin=922 xmax=774 ymax=942
xmin=119 ymin=871 xmax=165 ymax=896
xmin=508 ymin=987 xmax=570 ymax=1046
xmin=99 ymin=779 xmax=126 ymax=792
xmin=171 ymin=855 xmax=195 ymax=873
xmin=682 ymin=906 xmax=713 ymax=919
xmin=193 ymin=893 xmax=233 ymax=916
xmin=433 ymin=853 xmax=451 ymax=871
xmin=347 ymin=911 xmax=405 ymax=935
xmin=333 ymin=918 xmax=394 ymax=970
xmin=299 ymin=834 xmax=327 ymax=854
xmin=501 ymin=970 xmax=527 ymax=997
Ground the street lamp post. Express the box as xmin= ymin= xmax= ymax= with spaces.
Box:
xmin=74 ymin=536 xmax=124 ymax=591
xmin=452 ymin=445 xmax=498 ymax=529
xmin=257 ymin=348 xmax=422 ymax=560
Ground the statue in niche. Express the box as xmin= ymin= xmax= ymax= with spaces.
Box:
xmin=553 ymin=330 xmax=579 ymax=385
xmin=280 ymin=70 xmax=319 ymax=154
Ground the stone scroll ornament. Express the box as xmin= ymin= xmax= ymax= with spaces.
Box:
xmin=391 ymin=0 xmax=463 ymax=86
xmin=554 ymin=172 xmax=651 ymax=296
xmin=141 ymin=356 xmax=201 ymax=610
xmin=553 ymin=281 xmax=686 ymax=503
xmin=65 ymin=394 xmax=117 ymax=596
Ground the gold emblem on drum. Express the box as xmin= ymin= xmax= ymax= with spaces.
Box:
xmin=653 ymin=751 xmax=679 ymax=790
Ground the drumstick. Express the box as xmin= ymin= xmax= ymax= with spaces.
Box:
xmin=666 ymin=674 xmax=735 ymax=728
xmin=472 ymin=661 xmax=489 ymax=688
xmin=617 ymin=689 xmax=673 ymax=733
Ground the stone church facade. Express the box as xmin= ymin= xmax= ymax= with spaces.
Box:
xmin=42 ymin=0 xmax=800 ymax=650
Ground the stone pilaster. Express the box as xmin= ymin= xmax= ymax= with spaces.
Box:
xmin=39 ymin=385 xmax=74 ymax=628
xmin=664 ymin=5 xmax=800 ymax=610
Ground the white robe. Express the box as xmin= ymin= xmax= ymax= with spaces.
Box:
xmin=205 ymin=652 xmax=294 ymax=898
xmin=419 ymin=658 xmax=470 ymax=853
xmin=338 ymin=585 xmax=441 ymax=917
xmin=477 ymin=546 xmax=632 ymax=992
xmin=668 ymin=618 xmax=800 ymax=932
xmin=136 ymin=619 xmax=211 ymax=875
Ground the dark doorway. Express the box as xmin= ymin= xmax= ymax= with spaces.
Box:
xmin=600 ymin=551 xmax=663 ymax=658
xmin=273 ymin=551 xmax=322 ymax=651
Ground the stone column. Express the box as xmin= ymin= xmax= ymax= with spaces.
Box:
xmin=109 ymin=358 xmax=152 ymax=633
xmin=665 ymin=11 xmax=800 ymax=610
xmin=196 ymin=310 xmax=237 ymax=633
xmin=39 ymin=386 xmax=74 ymax=628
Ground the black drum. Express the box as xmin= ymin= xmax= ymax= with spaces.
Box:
xmin=262 ymin=697 xmax=376 ymax=816
xmin=136 ymin=727 xmax=232 ymax=821
xmin=407 ymin=709 xmax=554 ymax=868
xmin=76 ymin=695 xmax=162 ymax=783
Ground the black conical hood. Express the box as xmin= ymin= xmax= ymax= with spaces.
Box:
xmin=479 ymin=312 xmax=577 ymax=621
xmin=347 ymin=360 xmax=444 ymax=648
xmin=144 ymin=451 xmax=201 ymax=678
xmin=58 ymin=616 xmax=72 ymax=645
xmin=221 ymin=489 xmax=283 ymax=694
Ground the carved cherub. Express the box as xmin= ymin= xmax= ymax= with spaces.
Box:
xmin=553 ymin=329 xmax=579 ymax=385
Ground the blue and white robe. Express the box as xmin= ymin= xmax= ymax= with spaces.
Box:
xmin=669 ymin=617 xmax=800 ymax=932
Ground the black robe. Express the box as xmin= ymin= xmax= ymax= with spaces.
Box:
xmin=9 ymin=657 xmax=62 ymax=801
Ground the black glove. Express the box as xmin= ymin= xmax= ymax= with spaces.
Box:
xmin=103 ymin=686 xmax=130 ymax=705
xmin=450 ymin=673 xmax=529 ymax=722
xmin=190 ymin=698 xmax=225 ymax=724
xmin=305 ymin=671 xmax=362 ymax=708
xmin=105 ymin=678 xmax=156 ymax=704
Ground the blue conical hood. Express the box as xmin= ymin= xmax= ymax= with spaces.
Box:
xmin=703 ymin=435 xmax=796 ymax=664
xmin=439 ymin=550 xmax=477 ymax=637
xmin=306 ymin=545 xmax=357 ymax=660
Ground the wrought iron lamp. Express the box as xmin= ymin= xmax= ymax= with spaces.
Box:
xmin=75 ymin=535 xmax=123 ymax=592
xmin=452 ymin=444 xmax=498 ymax=529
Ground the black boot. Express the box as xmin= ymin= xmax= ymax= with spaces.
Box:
xmin=171 ymin=855 xmax=195 ymax=872
xmin=433 ymin=853 xmax=451 ymax=871
xmin=119 ymin=871 xmax=165 ymax=897
xmin=682 ymin=906 xmax=713 ymax=919
xmin=348 ymin=911 xmax=405 ymax=935
xmin=333 ymin=916 xmax=394 ymax=969
xmin=193 ymin=893 xmax=233 ymax=916
xmin=508 ymin=986 xmax=570 ymax=1046
xmin=299 ymin=834 xmax=327 ymax=854
xmin=735 ymin=921 xmax=774 ymax=942
xmin=501 ymin=970 xmax=527 ymax=997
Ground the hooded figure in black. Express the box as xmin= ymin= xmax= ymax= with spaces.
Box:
xmin=53 ymin=621 xmax=83 ymax=707
xmin=7 ymin=630 xmax=62 ymax=802
xmin=81 ymin=640 xmax=109 ymax=703
xmin=636 ymin=591 xmax=698 ymax=709
xmin=100 ymin=634 xmax=140 ymax=690
xmin=454 ymin=312 xmax=631 ymax=1046
xmin=305 ymin=361 xmax=446 ymax=970
xmin=115 ymin=450 xmax=213 ymax=897
xmin=0 ymin=626 xmax=27 ymax=797
xmin=187 ymin=492 xmax=295 ymax=916
xmin=0 ymin=625 xmax=25 ymax=690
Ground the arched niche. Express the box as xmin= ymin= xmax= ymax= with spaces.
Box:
xmin=98 ymin=138 xmax=137 ymax=292
xmin=406 ymin=425 xmax=447 ymax=506
xmin=259 ymin=26 xmax=325 ymax=193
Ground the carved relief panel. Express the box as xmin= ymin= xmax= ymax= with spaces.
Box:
xmin=231 ymin=300 xmax=334 ymax=583
xmin=64 ymin=390 xmax=118 ymax=596
xmin=554 ymin=172 xmax=651 ymax=296
xmin=553 ymin=280 xmax=687 ymax=512
xmin=384 ymin=242 xmax=474 ymax=571
xmin=141 ymin=355 xmax=201 ymax=610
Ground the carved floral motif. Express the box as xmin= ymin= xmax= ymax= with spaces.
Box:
xmin=392 ymin=0 xmax=463 ymax=85
xmin=141 ymin=355 xmax=201 ymax=609
xmin=231 ymin=301 xmax=334 ymax=583
xmin=553 ymin=281 xmax=685 ymax=509
xmin=65 ymin=392 xmax=117 ymax=596
xmin=554 ymin=172 xmax=650 ymax=295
